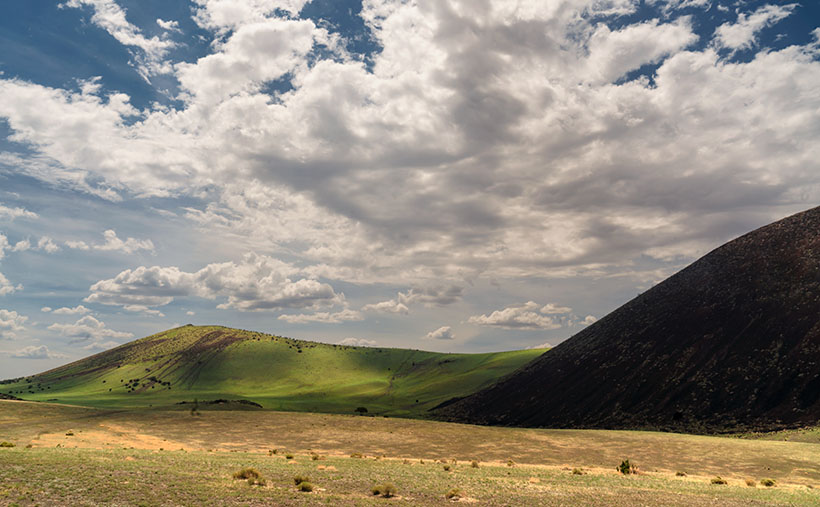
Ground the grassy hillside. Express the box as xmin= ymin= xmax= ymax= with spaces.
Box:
xmin=0 ymin=325 xmax=543 ymax=416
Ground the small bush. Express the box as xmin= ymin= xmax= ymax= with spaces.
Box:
xmin=371 ymin=483 xmax=397 ymax=498
xmin=65 ymin=432 xmax=74 ymax=436
xmin=572 ymin=468 xmax=584 ymax=475
xmin=293 ymin=475 xmax=310 ymax=486
xmin=445 ymin=488 xmax=463 ymax=499
xmin=269 ymin=449 xmax=278 ymax=455
xmin=350 ymin=452 xmax=364 ymax=458
xmin=355 ymin=406 xmax=368 ymax=414
xmin=676 ymin=471 xmax=687 ymax=477
xmin=745 ymin=478 xmax=757 ymax=487
xmin=247 ymin=476 xmax=266 ymax=486
xmin=471 ymin=460 xmax=479 ymax=468
xmin=506 ymin=459 xmax=516 ymax=467
xmin=760 ymin=478 xmax=776 ymax=487
xmin=443 ymin=464 xmax=451 ymax=471
xmin=298 ymin=481 xmax=314 ymax=492
xmin=233 ymin=468 xmax=261 ymax=480
xmin=0 ymin=441 xmax=15 ymax=448
xmin=711 ymin=476 xmax=727 ymax=485
xmin=617 ymin=459 xmax=637 ymax=475
xmin=311 ymin=453 xmax=320 ymax=461
xmin=285 ymin=453 xmax=294 ymax=459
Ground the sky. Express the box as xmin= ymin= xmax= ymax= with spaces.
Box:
xmin=1 ymin=0 xmax=818 ymax=378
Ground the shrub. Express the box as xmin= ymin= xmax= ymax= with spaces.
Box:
xmin=350 ymin=452 xmax=364 ymax=458
xmin=247 ymin=476 xmax=266 ymax=486
xmin=676 ymin=471 xmax=687 ymax=477
xmin=445 ymin=488 xmax=463 ymax=499
xmin=355 ymin=407 xmax=368 ymax=414
xmin=65 ymin=431 xmax=74 ymax=436
xmin=506 ymin=459 xmax=516 ymax=467
xmin=293 ymin=475 xmax=310 ymax=486
xmin=617 ymin=459 xmax=637 ymax=475
xmin=285 ymin=453 xmax=294 ymax=459
xmin=760 ymin=478 xmax=776 ymax=487
xmin=371 ymin=483 xmax=397 ymax=498
xmin=471 ymin=460 xmax=479 ymax=468
xmin=572 ymin=468 xmax=585 ymax=475
xmin=269 ymin=449 xmax=278 ymax=455
xmin=233 ymin=468 xmax=261 ymax=480
xmin=298 ymin=481 xmax=314 ymax=492
xmin=0 ymin=441 xmax=15 ymax=448
xmin=443 ymin=464 xmax=451 ymax=471
xmin=745 ymin=478 xmax=757 ymax=487
xmin=311 ymin=453 xmax=321 ymax=461
xmin=711 ymin=476 xmax=727 ymax=485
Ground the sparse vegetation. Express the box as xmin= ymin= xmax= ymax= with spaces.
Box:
xmin=445 ymin=487 xmax=463 ymax=499
xmin=298 ymin=481 xmax=314 ymax=492
xmin=371 ymin=483 xmax=397 ymax=498
xmin=350 ymin=452 xmax=364 ymax=458
xmin=0 ymin=441 xmax=15 ymax=447
xmin=572 ymin=467 xmax=585 ymax=475
xmin=760 ymin=478 xmax=776 ymax=487
xmin=471 ymin=460 xmax=479 ymax=468
xmin=232 ymin=467 xmax=261 ymax=480
xmin=2 ymin=400 xmax=820 ymax=506
xmin=676 ymin=471 xmax=687 ymax=477
xmin=617 ymin=459 xmax=637 ymax=475
xmin=293 ymin=475 xmax=310 ymax=486
xmin=711 ymin=476 xmax=728 ymax=485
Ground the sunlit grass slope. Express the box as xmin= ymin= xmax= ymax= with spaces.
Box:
xmin=0 ymin=325 xmax=544 ymax=416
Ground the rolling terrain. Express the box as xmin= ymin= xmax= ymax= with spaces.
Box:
xmin=0 ymin=325 xmax=543 ymax=416
xmin=439 ymin=205 xmax=820 ymax=433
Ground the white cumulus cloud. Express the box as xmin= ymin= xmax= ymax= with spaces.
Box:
xmin=425 ymin=326 xmax=455 ymax=340
xmin=278 ymin=308 xmax=363 ymax=324
xmin=337 ymin=337 xmax=377 ymax=347
xmin=85 ymin=253 xmax=343 ymax=312
xmin=713 ymin=4 xmax=797 ymax=53
xmin=0 ymin=309 xmax=28 ymax=340
xmin=10 ymin=345 xmax=65 ymax=359
xmin=468 ymin=301 xmax=564 ymax=330
xmin=48 ymin=315 xmax=133 ymax=342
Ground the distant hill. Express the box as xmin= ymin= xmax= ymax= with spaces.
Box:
xmin=0 ymin=326 xmax=543 ymax=416
xmin=438 ymin=206 xmax=820 ymax=433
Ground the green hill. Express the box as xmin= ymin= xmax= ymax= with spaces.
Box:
xmin=0 ymin=325 xmax=544 ymax=416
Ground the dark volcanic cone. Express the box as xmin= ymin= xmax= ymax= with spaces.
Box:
xmin=438 ymin=206 xmax=820 ymax=433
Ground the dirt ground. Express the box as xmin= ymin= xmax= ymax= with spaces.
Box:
xmin=3 ymin=400 xmax=819 ymax=487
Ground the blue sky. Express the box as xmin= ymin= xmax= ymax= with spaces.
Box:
xmin=1 ymin=0 xmax=818 ymax=378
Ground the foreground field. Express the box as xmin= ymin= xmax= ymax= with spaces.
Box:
xmin=1 ymin=401 xmax=819 ymax=505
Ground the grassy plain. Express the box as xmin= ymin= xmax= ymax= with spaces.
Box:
xmin=1 ymin=400 xmax=819 ymax=505
xmin=0 ymin=326 xmax=542 ymax=417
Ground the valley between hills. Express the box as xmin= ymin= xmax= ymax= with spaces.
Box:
xmin=3 ymin=207 xmax=820 ymax=505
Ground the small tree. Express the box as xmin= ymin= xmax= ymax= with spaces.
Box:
xmin=355 ymin=406 xmax=368 ymax=414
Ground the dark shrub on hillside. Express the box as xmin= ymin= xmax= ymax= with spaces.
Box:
xmin=617 ymin=459 xmax=637 ymax=475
